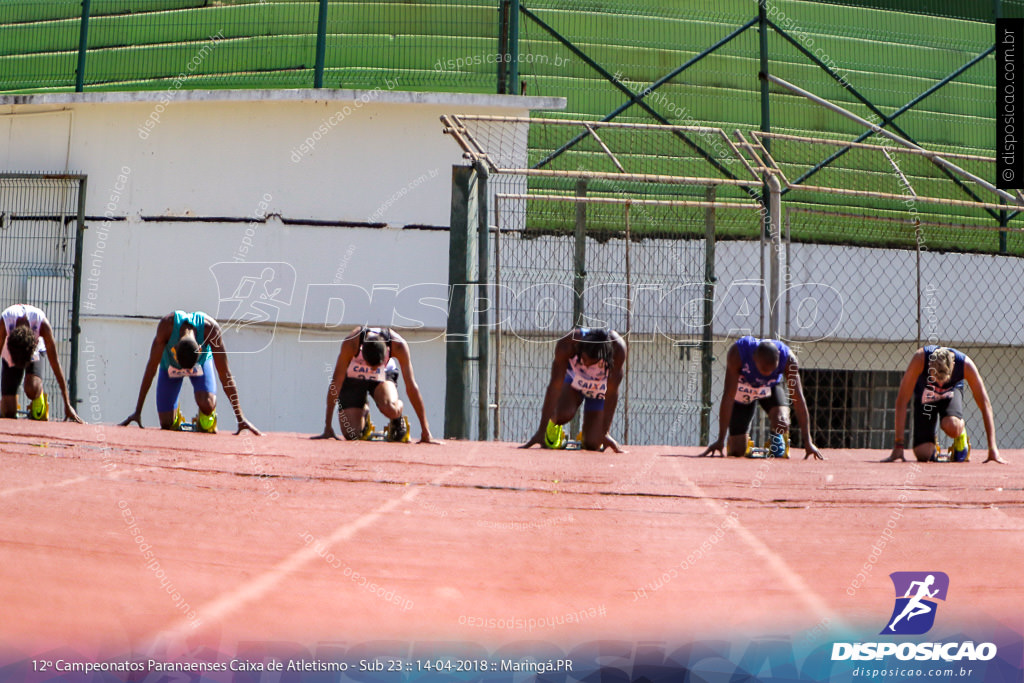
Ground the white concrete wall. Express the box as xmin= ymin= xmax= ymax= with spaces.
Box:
xmin=0 ymin=89 xmax=563 ymax=436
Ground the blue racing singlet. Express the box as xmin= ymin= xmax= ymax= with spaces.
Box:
xmin=160 ymin=311 xmax=212 ymax=374
xmin=914 ymin=346 xmax=965 ymax=404
xmin=734 ymin=335 xmax=790 ymax=404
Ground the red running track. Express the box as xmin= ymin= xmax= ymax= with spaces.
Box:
xmin=0 ymin=420 xmax=1021 ymax=656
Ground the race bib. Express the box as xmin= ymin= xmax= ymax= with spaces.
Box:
xmin=735 ymin=383 xmax=771 ymax=404
xmin=571 ymin=374 xmax=607 ymax=400
xmin=168 ymin=365 xmax=204 ymax=378
xmin=347 ymin=362 xmax=386 ymax=382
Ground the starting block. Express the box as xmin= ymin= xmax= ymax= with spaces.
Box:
xmin=15 ymin=393 xmax=48 ymax=421
xmin=360 ymin=416 xmax=411 ymax=443
xmin=746 ymin=437 xmax=789 ymax=459
xmin=931 ymin=438 xmax=970 ymax=463
xmin=171 ymin=408 xmax=216 ymax=433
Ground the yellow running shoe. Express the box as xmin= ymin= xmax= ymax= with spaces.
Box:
xmin=193 ymin=411 xmax=217 ymax=434
xmin=950 ymin=432 xmax=970 ymax=463
xmin=29 ymin=393 xmax=49 ymax=421
xmin=543 ymin=420 xmax=567 ymax=449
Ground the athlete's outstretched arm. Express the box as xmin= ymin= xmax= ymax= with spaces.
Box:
xmin=963 ymin=358 xmax=1005 ymax=464
xmin=39 ymin=321 xmax=83 ymax=423
xmin=207 ymin=320 xmax=260 ymax=435
xmin=883 ymin=349 xmax=925 ymax=462
xmin=391 ymin=336 xmax=441 ymax=444
xmin=598 ymin=332 xmax=628 ymax=453
xmin=785 ymin=357 xmax=823 ymax=460
xmin=314 ymin=328 xmax=360 ymax=439
xmin=521 ymin=335 xmax=574 ymax=449
xmin=699 ymin=344 xmax=740 ymax=456
xmin=120 ymin=315 xmax=173 ymax=428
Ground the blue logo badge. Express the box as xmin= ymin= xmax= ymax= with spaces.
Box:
xmin=881 ymin=572 xmax=949 ymax=635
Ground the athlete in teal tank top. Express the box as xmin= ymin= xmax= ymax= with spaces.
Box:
xmin=121 ymin=310 xmax=260 ymax=435
xmin=160 ymin=311 xmax=212 ymax=371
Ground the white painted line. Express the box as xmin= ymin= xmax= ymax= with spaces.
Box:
xmin=147 ymin=467 xmax=459 ymax=651
xmin=672 ymin=460 xmax=848 ymax=631
xmin=0 ymin=457 xmax=206 ymax=498
xmin=0 ymin=475 xmax=92 ymax=498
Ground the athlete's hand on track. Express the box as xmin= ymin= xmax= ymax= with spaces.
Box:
xmin=64 ymin=405 xmax=85 ymax=424
xmin=312 ymin=426 xmax=339 ymax=440
xmin=985 ymin=448 xmax=1007 ymax=464
xmin=418 ymin=432 xmax=443 ymax=445
xmin=603 ymin=435 xmax=626 ymax=453
xmin=235 ymin=418 xmax=261 ymax=436
xmin=519 ymin=432 xmax=544 ymax=449
xmin=698 ymin=439 xmax=725 ymax=457
xmin=882 ymin=446 xmax=906 ymax=462
xmin=804 ymin=442 xmax=825 ymax=460
xmin=119 ymin=411 xmax=143 ymax=428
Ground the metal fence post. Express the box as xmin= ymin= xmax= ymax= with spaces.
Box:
xmin=476 ymin=164 xmax=490 ymax=440
xmin=75 ymin=0 xmax=92 ymax=92
xmin=758 ymin=1 xmax=770 ymax=155
xmin=445 ymin=166 xmax=479 ymax=439
xmin=70 ymin=176 xmax=87 ymax=405
xmin=314 ymin=0 xmax=329 ymax=88
xmin=701 ymin=186 xmax=716 ymax=445
xmin=498 ymin=0 xmax=510 ymax=93
xmin=508 ymin=0 xmax=521 ymax=93
xmin=570 ymin=180 xmax=587 ymax=441
xmin=768 ymin=174 xmax=782 ymax=339
xmin=573 ymin=179 xmax=587 ymax=326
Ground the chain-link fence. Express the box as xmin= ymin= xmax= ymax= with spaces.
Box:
xmin=444 ymin=112 xmax=1024 ymax=450
xmin=0 ymin=175 xmax=86 ymax=413
xmin=485 ymin=199 xmax=1024 ymax=450
xmin=780 ymin=207 xmax=1024 ymax=452
xmin=487 ymin=171 xmax=765 ymax=446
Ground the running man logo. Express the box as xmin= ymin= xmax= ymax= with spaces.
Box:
xmin=209 ymin=262 xmax=297 ymax=353
xmin=881 ymin=571 xmax=949 ymax=635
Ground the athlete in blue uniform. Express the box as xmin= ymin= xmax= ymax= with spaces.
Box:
xmin=315 ymin=326 xmax=439 ymax=443
xmin=700 ymin=336 xmax=822 ymax=459
xmin=884 ymin=346 xmax=1004 ymax=463
xmin=120 ymin=310 xmax=261 ymax=434
xmin=521 ymin=327 xmax=627 ymax=452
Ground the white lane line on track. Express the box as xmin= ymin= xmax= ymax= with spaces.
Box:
xmin=0 ymin=475 xmax=93 ymax=498
xmin=0 ymin=457 xmax=209 ymax=499
xmin=147 ymin=466 xmax=460 ymax=650
xmin=671 ymin=460 xmax=848 ymax=631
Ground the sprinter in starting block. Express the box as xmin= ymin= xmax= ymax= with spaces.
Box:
xmin=314 ymin=326 xmax=440 ymax=444
xmin=120 ymin=310 xmax=261 ymax=434
xmin=884 ymin=346 xmax=1004 ymax=464
xmin=699 ymin=336 xmax=822 ymax=460
xmin=0 ymin=304 xmax=82 ymax=423
xmin=520 ymin=327 xmax=627 ymax=452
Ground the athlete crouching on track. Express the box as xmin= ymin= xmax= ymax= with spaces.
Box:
xmin=884 ymin=345 xmax=1004 ymax=464
xmin=314 ymin=326 xmax=440 ymax=444
xmin=699 ymin=335 xmax=823 ymax=460
xmin=120 ymin=310 xmax=261 ymax=434
xmin=521 ymin=327 xmax=627 ymax=452
xmin=0 ymin=303 xmax=82 ymax=423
